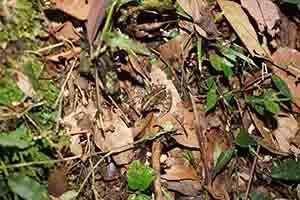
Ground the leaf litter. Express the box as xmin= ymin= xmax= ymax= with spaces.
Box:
xmin=2 ymin=0 xmax=300 ymax=199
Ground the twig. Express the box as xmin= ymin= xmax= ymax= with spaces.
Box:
xmin=54 ymin=58 xmax=78 ymax=107
xmin=152 ymin=140 xmax=162 ymax=200
xmin=189 ymin=93 xmax=210 ymax=184
xmin=245 ymin=145 xmax=261 ymax=200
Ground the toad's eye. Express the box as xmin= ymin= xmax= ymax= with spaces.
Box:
xmin=112 ymin=50 xmax=128 ymax=64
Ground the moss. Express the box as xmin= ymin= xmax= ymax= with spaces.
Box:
xmin=0 ymin=71 xmax=24 ymax=105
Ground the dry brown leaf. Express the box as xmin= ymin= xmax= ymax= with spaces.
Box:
xmin=273 ymin=114 xmax=299 ymax=154
xmin=216 ymin=0 xmax=270 ymax=56
xmin=55 ymin=0 xmax=90 ymax=20
xmin=177 ymin=0 xmax=218 ymax=39
xmin=12 ymin=70 xmax=36 ymax=98
xmin=164 ymin=180 xmax=202 ymax=196
xmin=241 ymin=0 xmax=280 ymax=37
xmin=272 ymin=48 xmax=300 ymax=108
xmin=161 ymin=163 xmax=199 ymax=181
xmin=48 ymin=167 xmax=67 ymax=197
xmin=85 ymin=0 xmax=107 ymax=44
xmin=106 ymin=113 xmax=134 ymax=165
xmin=54 ymin=21 xmax=81 ymax=41
xmin=70 ymin=135 xmax=82 ymax=156
xmin=46 ymin=47 xmax=81 ymax=62
xmin=159 ymin=32 xmax=192 ymax=72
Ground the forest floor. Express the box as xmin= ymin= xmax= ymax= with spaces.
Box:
xmin=1 ymin=0 xmax=300 ymax=199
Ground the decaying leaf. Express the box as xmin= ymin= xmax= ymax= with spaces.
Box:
xmin=159 ymin=32 xmax=192 ymax=72
xmin=241 ymin=0 xmax=280 ymax=37
xmin=48 ymin=167 xmax=68 ymax=197
xmin=273 ymin=114 xmax=299 ymax=154
xmin=106 ymin=112 xmax=134 ymax=165
xmin=161 ymin=163 xmax=199 ymax=181
xmin=55 ymin=0 xmax=90 ymax=20
xmin=271 ymin=48 xmax=300 ymax=109
xmin=53 ymin=21 xmax=81 ymax=41
xmin=12 ymin=69 xmax=36 ymax=98
xmin=177 ymin=0 xmax=218 ymax=39
xmin=216 ymin=0 xmax=270 ymax=56
xmin=85 ymin=0 xmax=107 ymax=44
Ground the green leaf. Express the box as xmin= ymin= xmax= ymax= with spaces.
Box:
xmin=103 ymin=32 xmax=151 ymax=55
xmin=0 ymin=126 xmax=31 ymax=149
xmin=128 ymin=194 xmax=152 ymax=200
xmin=250 ymin=191 xmax=272 ymax=200
xmin=235 ymin=128 xmax=256 ymax=148
xmin=209 ymin=53 xmax=234 ymax=77
xmin=212 ymin=148 xmax=235 ymax=178
xmin=7 ymin=174 xmax=49 ymax=200
xmin=271 ymin=75 xmax=292 ymax=99
xmin=206 ymin=87 xmax=218 ymax=112
xmin=271 ymin=160 xmax=300 ymax=181
xmin=264 ymin=100 xmax=280 ymax=113
xmin=127 ymin=160 xmax=155 ymax=191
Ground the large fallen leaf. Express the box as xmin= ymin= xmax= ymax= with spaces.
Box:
xmin=48 ymin=167 xmax=67 ymax=197
xmin=241 ymin=0 xmax=280 ymax=37
xmin=216 ymin=0 xmax=270 ymax=56
xmin=177 ymin=0 xmax=218 ymax=39
xmin=161 ymin=163 xmax=199 ymax=181
xmin=85 ymin=0 xmax=107 ymax=44
xmin=271 ymin=48 xmax=300 ymax=109
xmin=106 ymin=112 xmax=134 ymax=165
xmin=273 ymin=114 xmax=299 ymax=154
xmin=159 ymin=32 xmax=192 ymax=71
xmin=53 ymin=21 xmax=81 ymax=41
xmin=164 ymin=180 xmax=202 ymax=196
xmin=55 ymin=0 xmax=90 ymax=20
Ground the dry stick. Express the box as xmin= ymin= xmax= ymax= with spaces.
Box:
xmin=152 ymin=140 xmax=163 ymax=200
xmin=54 ymin=58 xmax=78 ymax=107
xmin=245 ymin=145 xmax=261 ymax=200
xmin=189 ymin=93 xmax=210 ymax=184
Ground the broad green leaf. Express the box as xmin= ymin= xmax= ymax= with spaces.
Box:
xmin=271 ymin=75 xmax=292 ymax=99
xmin=212 ymin=148 xmax=235 ymax=178
xmin=264 ymin=100 xmax=280 ymax=113
xmin=103 ymin=32 xmax=151 ymax=55
xmin=209 ymin=53 xmax=234 ymax=77
xmin=250 ymin=191 xmax=272 ymax=200
xmin=219 ymin=46 xmax=257 ymax=67
xmin=206 ymin=87 xmax=218 ymax=112
xmin=271 ymin=160 xmax=300 ymax=181
xmin=253 ymin=104 xmax=265 ymax=115
xmin=0 ymin=126 xmax=31 ymax=149
xmin=206 ymin=77 xmax=216 ymax=90
xmin=8 ymin=174 xmax=49 ymax=200
xmin=235 ymin=128 xmax=256 ymax=148
xmin=127 ymin=160 xmax=155 ymax=191
xmin=128 ymin=194 xmax=152 ymax=200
